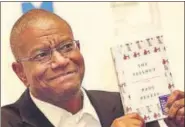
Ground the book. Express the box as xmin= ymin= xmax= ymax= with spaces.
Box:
xmin=110 ymin=35 xmax=175 ymax=123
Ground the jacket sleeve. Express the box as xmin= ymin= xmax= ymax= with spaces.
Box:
xmin=146 ymin=121 xmax=161 ymax=127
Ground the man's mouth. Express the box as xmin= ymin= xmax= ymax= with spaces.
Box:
xmin=48 ymin=70 xmax=77 ymax=81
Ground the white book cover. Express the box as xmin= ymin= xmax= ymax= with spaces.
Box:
xmin=110 ymin=35 xmax=175 ymax=123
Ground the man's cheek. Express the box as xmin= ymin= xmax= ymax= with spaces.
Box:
xmin=32 ymin=65 xmax=48 ymax=82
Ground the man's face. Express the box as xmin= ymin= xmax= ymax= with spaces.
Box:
xmin=14 ymin=19 xmax=85 ymax=102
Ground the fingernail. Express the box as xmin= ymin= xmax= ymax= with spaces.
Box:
xmin=164 ymin=108 xmax=169 ymax=113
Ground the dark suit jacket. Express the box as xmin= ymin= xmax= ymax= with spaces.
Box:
xmin=1 ymin=89 xmax=160 ymax=127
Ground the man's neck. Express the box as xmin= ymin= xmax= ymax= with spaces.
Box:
xmin=32 ymin=88 xmax=84 ymax=114
xmin=60 ymin=90 xmax=83 ymax=114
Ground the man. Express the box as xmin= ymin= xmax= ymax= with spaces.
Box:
xmin=1 ymin=9 xmax=184 ymax=127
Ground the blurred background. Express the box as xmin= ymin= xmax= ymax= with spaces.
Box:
xmin=1 ymin=2 xmax=184 ymax=109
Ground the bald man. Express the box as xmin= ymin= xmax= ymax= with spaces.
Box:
xmin=1 ymin=9 xmax=184 ymax=127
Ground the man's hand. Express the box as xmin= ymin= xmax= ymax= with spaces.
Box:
xmin=164 ymin=90 xmax=184 ymax=127
xmin=111 ymin=113 xmax=145 ymax=127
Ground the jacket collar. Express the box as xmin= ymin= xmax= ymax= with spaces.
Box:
xmin=16 ymin=89 xmax=54 ymax=127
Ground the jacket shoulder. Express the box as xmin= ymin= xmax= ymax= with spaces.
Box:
xmin=1 ymin=104 xmax=23 ymax=127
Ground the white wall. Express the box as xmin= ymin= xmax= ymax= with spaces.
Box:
xmin=158 ymin=2 xmax=184 ymax=91
xmin=1 ymin=2 xmax=184 ymax=108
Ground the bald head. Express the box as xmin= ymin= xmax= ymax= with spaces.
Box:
xmin=10 ymin=9 xmax=72 ymax=60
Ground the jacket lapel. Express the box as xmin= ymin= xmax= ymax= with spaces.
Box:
xmin=85 ymin=90 xmax=123 ymax=127
xmin=16 ymin=89 xmax=54 ymax=127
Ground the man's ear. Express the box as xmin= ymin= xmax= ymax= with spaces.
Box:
xmin=12 ymin=62 xmax=29 ymax=87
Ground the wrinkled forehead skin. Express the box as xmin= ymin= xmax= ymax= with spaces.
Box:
xmin=10 ymin=9 xmax=73 ymax=60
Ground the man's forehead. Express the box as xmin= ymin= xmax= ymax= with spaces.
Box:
xmin=17 ymin=24 xmax=73 ymax=51
xmin=28 ymin=18 xmax=69 ymax=31
xmin=19 ymin=19 xmax=72 ymax=38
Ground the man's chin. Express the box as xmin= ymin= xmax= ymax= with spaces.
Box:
xmin=53 ymin=83 xmax=81 ymax=100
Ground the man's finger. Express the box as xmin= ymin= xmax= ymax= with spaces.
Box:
xmin=111 ymin=115 xmax=144 ymax=127
xmin=166 ymin=90 xmax=184 ymax=108
xmin=128 ymin=113 xmax=144 ymax=122
xmin=168 ymin=99 xmax=184 ymax=119
xmin=132 ymin=119 xmax=145 ymax=127
xmin=122 ymin=119 xmax=144 ymax=127
xmin=176 ymin=107 xmax=185 ymax=117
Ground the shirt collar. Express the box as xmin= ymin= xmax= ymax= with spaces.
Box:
xmin=80 ymin=88 xmax=100 ymax=122
xmin=30 ymin=92 xmax=69 ymax=127
xmin=30 ymin=88 xmax=100 ymax=126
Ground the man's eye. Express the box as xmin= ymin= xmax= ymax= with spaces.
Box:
xmin=64 ymin=43 xmax=73 ymax=49
xmin=59 ymin=43 xmax=73 ymax=51
xmin=33 ymin=52 xmax=49 ymax=60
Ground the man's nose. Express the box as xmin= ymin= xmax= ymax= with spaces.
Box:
xmin=50 ymin=51 xmax=69 ymax=69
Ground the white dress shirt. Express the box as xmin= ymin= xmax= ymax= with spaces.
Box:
xmin=30 ymin=88 xmax=102 ymax=127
